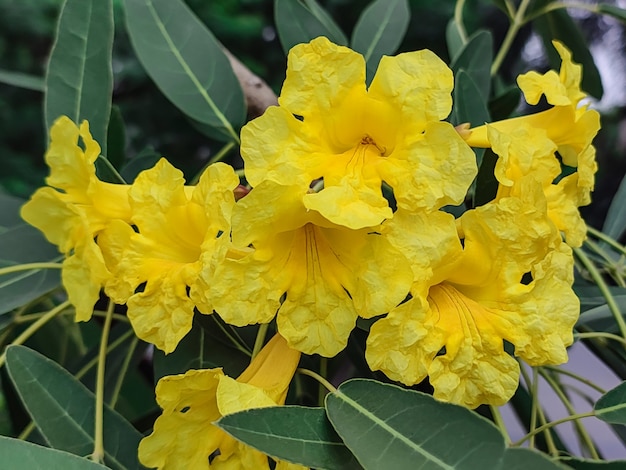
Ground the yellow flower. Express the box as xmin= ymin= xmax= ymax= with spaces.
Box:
xmin=20 ymin=116 xmax=131 ymax=321
xmin=98 ymin=159 xmax=239 ymax=353
xmin=463 ymin=42 xmax=599 ymax=246
xmin=366 ymin=180 xmax=578 ymax=408
xmin=206 ymin=182 xmax=413 ymax=357
xmin=241 ymin=36 xmax=476 ymax=229
xmin=138 ymin=334 xmax=305 ymax=470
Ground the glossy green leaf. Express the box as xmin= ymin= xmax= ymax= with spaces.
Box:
xmin=0 ymin=225 xmax=62 ymax=316
xmin=5 ymin=345 xmax=145 ymax=470
xmin=217 ymin=406 xmax=362 ymax=470
xmin=561 ymin=457 xmax=626 ymax=469
xmin=124 ymin=0 xmax=245 ymax=143
xmin=325 ymin=379 xmax=506 ymax=470
xmin=602 ymin=173 xmax=626 ymax=241
xmin=445 ymin=19 xmax=466 ymax=63
xmin=351 ymin=0 xmax=410 ymax=83
xmin=274 ymin=0 xmax=348 ymax=54
xmin=598 ymin=4 xmax=626 ymax=23
xmin=503 ymin=448 xmax=569 ymax=469
xmin=533 ymin=9 xmax=603 ymax=99
xmin=0 ymin=436 xmax=109 ymax=470
xmin=0 ymin=69 xmax=44 ymax=92
xmin=450 ymin=29 xmax=493 ymax=100
xmin=45 ymin=0 xmax=114 ymax=153
xmin=595 ymin=381 xmax=626 ymax=425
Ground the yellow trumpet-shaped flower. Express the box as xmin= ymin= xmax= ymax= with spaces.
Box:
xmin=138 ymin=334 xmax=305 ymax=470
xmin=464 ymin=41 xmax=599 ymax=246
xmin=241 ymin=36 xmax=476 ymax=230
xmin=20 ymin=116 xmax=131 ymax=321
xmin=206 ymin=182 xmax=413 ymax=357
xmin=366 ymin=179 xmax=578 ymax=408
xmin=98 ymin=159 xmax=239 ymax=353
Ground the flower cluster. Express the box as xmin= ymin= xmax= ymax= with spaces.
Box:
xmin=22 ymin=36 xmax=598 ymax=440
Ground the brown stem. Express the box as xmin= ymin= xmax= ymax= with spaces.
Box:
xmin=223 ymin=48 xmax=278 ymax=119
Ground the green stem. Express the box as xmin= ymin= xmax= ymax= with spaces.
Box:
xmin=491 ymin=0 xmax=532 ymax=76
xmin=529 ymin=367 xmax=539 ymax=449
xmin=109 ymin=336 xmax=139 ymax=408
xmin=587 ymin=226 xmax=626 ymax=257
xmin=519 ymin=364 xmax=558 ymax=455
xmin=251 ymin=323 xmax=269 ymax=360
xmin=17 ymin=422 xmax=36 ymax=440
xmin=0 ymin=262 xmax=62 ymax=276
xmin=75 ymin=330 xmax=135 ymax=379
xmin=524 ymin=1 xmax=599 ymax=23
xmin=539 ymin=369 xmax=599 ymax=459
xmin=490 ymin=406 xmax=510 ymax=443
xmin=0 ymin=300 xmax=71 ymax=369
xmin=543 ymin=365 xmax=606 ymax=394
xmin=189 ymin=142 xmax=236 ymax=185
xmin=453 ymin=0 xmax=468 ymax=42
xmin=210 ymin=316 xmax=251 ymax=356
xmin=575 ymin=331 xmax=626 ymax=349
xmin=574 ymin=247 xmax=626 ymax=341
xmin=297 ymin=368 xmax=337 ymax=393
xmin=90 ymin=300 xmax=114 ymax=464
xmin=512 ymin=412 xmax=596 ymax=447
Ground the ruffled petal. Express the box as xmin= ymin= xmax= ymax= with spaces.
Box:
xmin=278 ymin=36 xmax=366 ymax=117
xmin=138 ymin=369 xmax=226 ymax=469
xmin=368 ymin=49 xmax=454 ymax=125
xmin=378 ymin=122 xmax=477 ymax=211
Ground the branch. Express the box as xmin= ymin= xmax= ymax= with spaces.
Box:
xmin=223 ymin=48 xmax=278 ymax=119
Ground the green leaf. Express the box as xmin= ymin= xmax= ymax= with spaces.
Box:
xmin=302 ymin=0 xmax=348 ymax=45
xmin=451 ymin=70 xmax=490 ymax=127
xmin=602 ymin=173 xmax=626 ymax=241
xmin=0 ymin=225 xmax=62 ymax=316
xmin=503 ymin=448 xmax=569 ymax=469
xmin=450 ymin=29 xmax=493 ymax=100
xmin=561 ymin=457 xmax=626 ymax=469
xmin=0 ymin=194 xmax=27 ymax=231
xmin=5 ymin=345 xmax=145 ymax=470
xmin=473 ymin=147 xmax=499 ymax=207
xmin=351 ymin=0 xmax=410 ymax=83
xmin=489 ymin=85 xmax=521 ymax=121
xmin=325 ymin=379 xmax=506 ymax=470
xmin=119 ymin=147 xmax=161 ymax=183
xmin=533 ymin=9 xmax=603 ymax=99
xmin=45 ymin=0 xmax=114 ymax=153
xmin=274 ymin=0 xmax=348 ymax=54
xmin=598 ymin=4 xmax=626 ymax=23
xmin=0 ymin=69 xmax=44 ymax=92
xmin=577 ymin=297 xmax=626 ymax=332
xmin=153 ymin=315 xmax=250 ymax=381
xmin=105 ymin=106 xmax=127 ymax=169
xmin=0 ymin=436 xmax=109 ymax=470
xmin=217 ymin=406 xmax=362 ymax=470
xmin=445 ymin=19 xmax=466 ymax=63
xmin=595 ymin=381 xmax=626 ymax=425
xmin=124 ymin=0 xmax=245 ymax=143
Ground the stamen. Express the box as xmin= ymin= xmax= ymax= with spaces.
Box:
xmin=361 ymin=134 xmax=387 ymax=156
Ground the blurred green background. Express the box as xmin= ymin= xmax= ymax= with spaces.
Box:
xmin=0 ymin=0 xmax=624 ymax=231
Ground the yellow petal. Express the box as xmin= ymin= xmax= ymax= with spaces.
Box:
xmin=127 ymin=271 xmax=197 ymax=353
xmin=138 ymin=369 xmax=227 ymax=470
xmin=278 ymin=36 xmax=366 ymax=117
xmin=369 ymin=49 xmax=454 ymax=125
